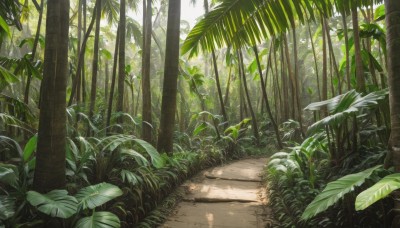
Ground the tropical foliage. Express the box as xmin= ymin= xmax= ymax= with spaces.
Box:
xmin=1 ymin=0 xmax=400 ymax=227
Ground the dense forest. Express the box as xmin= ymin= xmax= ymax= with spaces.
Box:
xmin=1 ymin=0 xmax=400 ymax=227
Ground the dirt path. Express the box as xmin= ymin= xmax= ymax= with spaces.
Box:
xmin=161 ymin=158 xmax=271 ymax=228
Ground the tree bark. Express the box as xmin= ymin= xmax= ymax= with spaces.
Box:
xmin=385 ymin=4 xmax=400 ymax=226
xmin=106 ymin=26 xmax=120 ymax=133
xmin=88 ymin=0 xmax=101 ymax=125
xmin=352 ymin=3 xmax=366 ymax=93
xmin=116 ymin=0 xmax=126 ymax=129
xmin=33 ymin=0 xmax=69 ymax=193
xmin=142 ymin=0 xmax=153 ymax=143
xmin=238 ymin=50 xmax=260 ymax=145
xmin=254 ymin=46 xmax=282 ymax=149
xmin=157 ymin=0 xmax=181 ymax=154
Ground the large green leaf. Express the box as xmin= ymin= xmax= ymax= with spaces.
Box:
xmin=27 ymin=190 xmax=78 ymax=219
xmin=356 ymin=173 xmax=400 ymax=211
xmin=0 ymin=195 xmax=15 ymax=220
xmin=305 ymin=90 xmax=387 ymax=134
xmin=133 ymin=139 xmax=165 ymax=169
xmin=301 ymin=165 xmax=381 ymax=220
xmin=182 ymin=0 xmax=332 ymax=57
xmin=75 ymin=211 xmax=120 ymax=228
xmin=23 ymin=134 xmax=37 ymax=162
xmin=75 ymin=183 xmax=122 ymax=210
xmin=0 ymin=16 xmax=10 ymax=37
xmin=0 ymin=164 xmax=18 ymax=187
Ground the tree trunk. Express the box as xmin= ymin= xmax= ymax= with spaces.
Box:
xmin=106 ymin=26 xmax=120 ymax=133
xmin=88 ymin=0 xmax=101 ymax=125
xmin=322 ymin=16 xmax=328 ymax=111
xmin=116 ymin=0 xmax=126 ymax=129
xmin=157 ymin=0 xmax=181 ymax=154
xmin=385 ymin=1 xmax=400 ymax=225
xmin=254 ymin=46 xmax=282 ymax=149
xmin=33 ymin=0 xmax=69 ymax=193
xmin=352 ymin=3 xmax=366 ymax=93
xmin=142 ymin=0 xmax=153 ymax=143
xmin=238 ymin=50 xmax=260 ymax=145
xmin=341 ymin=10 xmax=351 ymax=91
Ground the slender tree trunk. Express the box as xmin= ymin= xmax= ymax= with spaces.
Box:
xmin=322 ymin=16 xmax=328 ymax=108
xmin=325 ymin=21 xmax=342 ymax=94
xmin=24 ymin=0 xmax=44 ymax=104
xmin=281 ymin=39 xmax=289 ymax=121
xmin=291 ymin=25 xmax=305 ymax=137
xmin=81 ymin=0 xmax=87 ymax=102
xmin=88 ymin=0 xmax=101 ymax=125
xmin=341 ymin=10 xmax=351 ymax=91
xmin=106 ymin=26 xmax=120 ymax=132
xmin=254 ymin=46 xmax=282 ymax=149
xmin=77 ymin=0 xmax=82 ymax=103
xmin=116 ymin=0 xmax=126 ymax=128
xmin=238 ymin=50 xmax=260 ymax=145
xmin=142 ymin=0 xmax=153 ymax=143
xmin=157 ymin=0 xmax=181 ymax=154
xmin=352 ymin=3 xmax=366 ymax=93
xmin=33 ymin=0 xmax=69 ymax=193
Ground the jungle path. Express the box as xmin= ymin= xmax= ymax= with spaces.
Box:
xmin=161 ymin=158 xmax=271 ymax=228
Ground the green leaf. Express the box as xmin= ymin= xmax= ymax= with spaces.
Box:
xmin=75 ymin=183 xmax=122 ymax=210
xmin=133 ymin=139 xmax=165 ymax=169
xmin=193 ymin=122 xmax=208 ymax=136
xmin=0 ymin=164 xmax=18 ymax=187
xmin=23 ymin=134 xmax=37 ymax=162
xmin=27 ymin=190 xmax=78 ymax=219
xmin=0 ymin=195 xmax=15 ymax=220
xmin=75 ymin=211 xmax=120 ymax=228
xmin=301 ymin=165 xmax=381 ymax=220
xmin=0 ymin=16 xmax=10 ymax=37
xmin=356 ymin=173 xmax=400 ymax=211
xmin=374 ymin=4 xmax=385 ymax=21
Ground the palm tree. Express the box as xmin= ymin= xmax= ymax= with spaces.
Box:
xmin=33 ymin=0 xmax=69 ymax=193
xmin=385 ymin=0 xmax=400 ymax=225
xmin=157 ymin=0 xmax=181 ymax=154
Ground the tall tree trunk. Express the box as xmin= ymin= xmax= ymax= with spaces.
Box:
xmin=341 ymin=10 xmax=351 ymax=91
xmin=291 ymin=24 xmax=305 ymax=137
xmin=385 ymin=2 xmax=400 ymax=226
xmin=238 ymin=50 xmax=260 ymax=145
xmin=24 ymin=0 xmax=44 ymax=104
xmin=116 ymin=0 xmax=126 ymax=128
xmin=281 ymin=39 xmax=289 ymax=121
xmin=203 ymin=0 xmax=227 ymax=124
xmin=88 ymin=0 xmax=101 ymax=125
xmin=142 ymin=0 xmax=153 ymax=143
xmin=352 ymin=3 xmax=366 ymax=93
xmin=322 ymin=16 xmax=328 ymax=110
xmin=33 ymin=0 xmax=69 ymax=193
xmin=157 ymin=0 xmax=181 ymax=154
xmin=106 ymin=26 xmax=120 ymax=133
xmin=254 ymin=46 xmax=282 ymax=149
xmin=77 ymin=0 xmax=82 ymax=103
